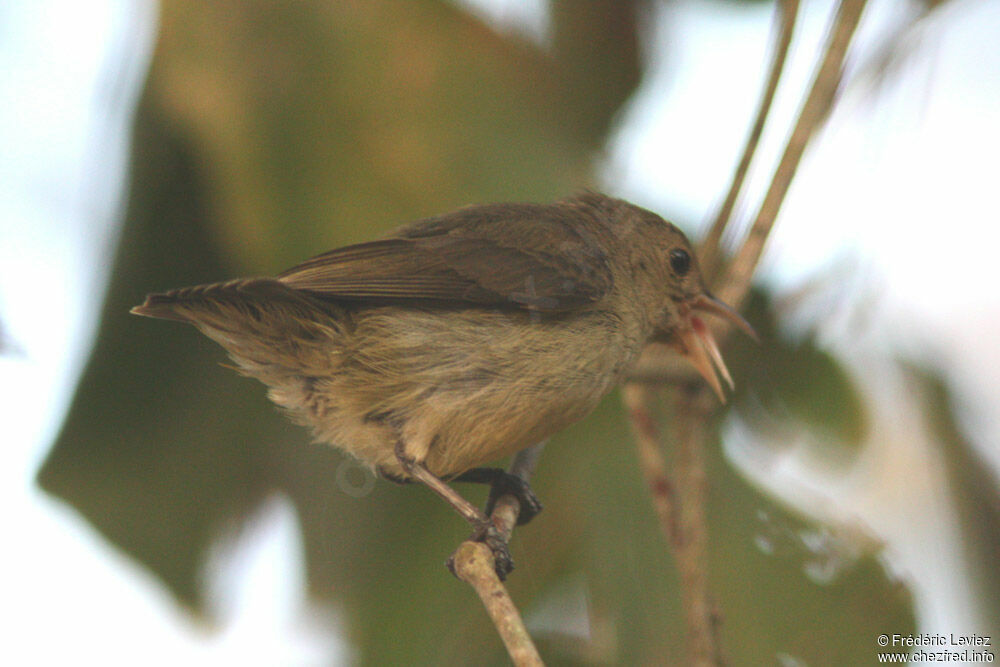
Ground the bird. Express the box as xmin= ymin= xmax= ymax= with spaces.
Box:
xmin=132 ymin=191 xmax=752 ymax=576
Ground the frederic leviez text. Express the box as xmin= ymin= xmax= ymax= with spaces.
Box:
xmin=887 ymin=634 xmax=991 ymax=649
xmin=877 ymin=633 xmax=994 ymax=663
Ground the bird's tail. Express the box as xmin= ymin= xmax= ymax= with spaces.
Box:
xmin=131 ymin=278 xmax=347 ymax=375
xmin=132 ymin=277 xmax=323 ymax=324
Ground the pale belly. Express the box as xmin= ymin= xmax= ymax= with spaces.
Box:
xmin=261 ymin=304 xmax=645 ymax=478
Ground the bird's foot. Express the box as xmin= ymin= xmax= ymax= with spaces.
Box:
xmin=484 ymin=472 xmax=543 ymax=526
xmin=454 ymin=468 xmax=544 ymax=526
xmin=479 ymin=523 xmax=514 ymax=580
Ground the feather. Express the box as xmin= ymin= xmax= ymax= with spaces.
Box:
xmin=277 ymin=202 xmax=614 ymax=312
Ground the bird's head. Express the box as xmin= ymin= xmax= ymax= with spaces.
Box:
xmin=619 ymin=203 xmax=756 ymax=401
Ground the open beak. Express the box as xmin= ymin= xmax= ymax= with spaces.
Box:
xmin=674 ymin=294 xmax=756 ymax=403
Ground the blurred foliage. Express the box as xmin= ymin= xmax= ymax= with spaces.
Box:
xmin=39 ymin=0 xmax=918 ymax=663
xmin=733 ymin=288 xmax=868 ymax=451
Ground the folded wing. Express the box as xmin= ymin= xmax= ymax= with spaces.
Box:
xmin=278 ymin=205 xmax=614 ymax=312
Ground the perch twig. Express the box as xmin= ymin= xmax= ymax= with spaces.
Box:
xmin=450 ymin=443 xmax=546 ymax=666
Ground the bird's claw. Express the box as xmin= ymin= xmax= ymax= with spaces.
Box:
xmin=482 ymin=526 xmax=514 ymax=580
xmin=484 ymin=473 xmax=544 ymax=526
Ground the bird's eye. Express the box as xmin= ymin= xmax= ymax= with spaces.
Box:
xmin=669 ymin=248 xmax=691 ymax=276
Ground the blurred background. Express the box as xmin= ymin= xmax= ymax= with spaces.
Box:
xmin=2 ymin=0 xmax=998 ymax=664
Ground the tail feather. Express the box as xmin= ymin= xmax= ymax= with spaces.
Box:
xmin=131 ymin=278 xmax=347 ymax=369
xmin=131 ymin=278 xmax=332 ymax=324
xmin=130 ymin=290 xmax=203 ymax=322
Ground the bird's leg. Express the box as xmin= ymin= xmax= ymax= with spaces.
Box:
xmin=393 ymin=441 xmax=514 ymax=578
xmin=393 ymin=441 xmax=486 ymax=525
xmin=453 ymin=468 xmax=544 ymax=525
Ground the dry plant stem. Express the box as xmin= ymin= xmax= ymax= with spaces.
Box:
xmin=721 ymin=0 xmax=868 ymax=307
xmin=450 ymin=443 xmax=546 ymax=667
xmin=451 ymin=542 xmax=543 ymax=667
xmin=672 ymin=386 xmax=725 ymax=666
xmin=622 ymin=383 xmax=679 ymax=543
xmin=629 ymin=0 xmax=869 ymax=384
xmin=700 ymin=0 xmax=800 ymax=278
xmin=620 ymin=2 xmax=869 ymax=664
xmin=623 ymin=383 xmax=722 ymax=665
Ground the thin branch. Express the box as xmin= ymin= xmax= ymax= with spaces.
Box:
xmin=700 ymin=0 xmax=800 ymax=279
xmin=623 ymin=383 xmax=722 ymax=665
xmin=622 ymin=383 xmax=679 ymax=543
xmin=627 ymin=341 xmax=702 ymax=384
xmin=720 ymin=0 xmax=868 ymax=308
xmin=630 ymin=0 xmax=868 ymax=385
xmin=450 ymin=443 xmax=547 ymax=666
xmin=671 ymin=386 xmax=725 ymax=667
xmin=452 ymin=542 xmax=543 ymax=667
xmin=622 ymin=3 xmax=871 ymax=664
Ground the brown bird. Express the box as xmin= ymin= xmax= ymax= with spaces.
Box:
xmin=132 ymin=192 xmax=752 ymax=575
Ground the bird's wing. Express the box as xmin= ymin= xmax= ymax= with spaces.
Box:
xmin=278 ymin=204 xmax=613 ymax=312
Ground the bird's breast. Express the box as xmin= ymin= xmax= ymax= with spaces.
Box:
xmin=350 ymin=305 xmax=642 ymax=475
